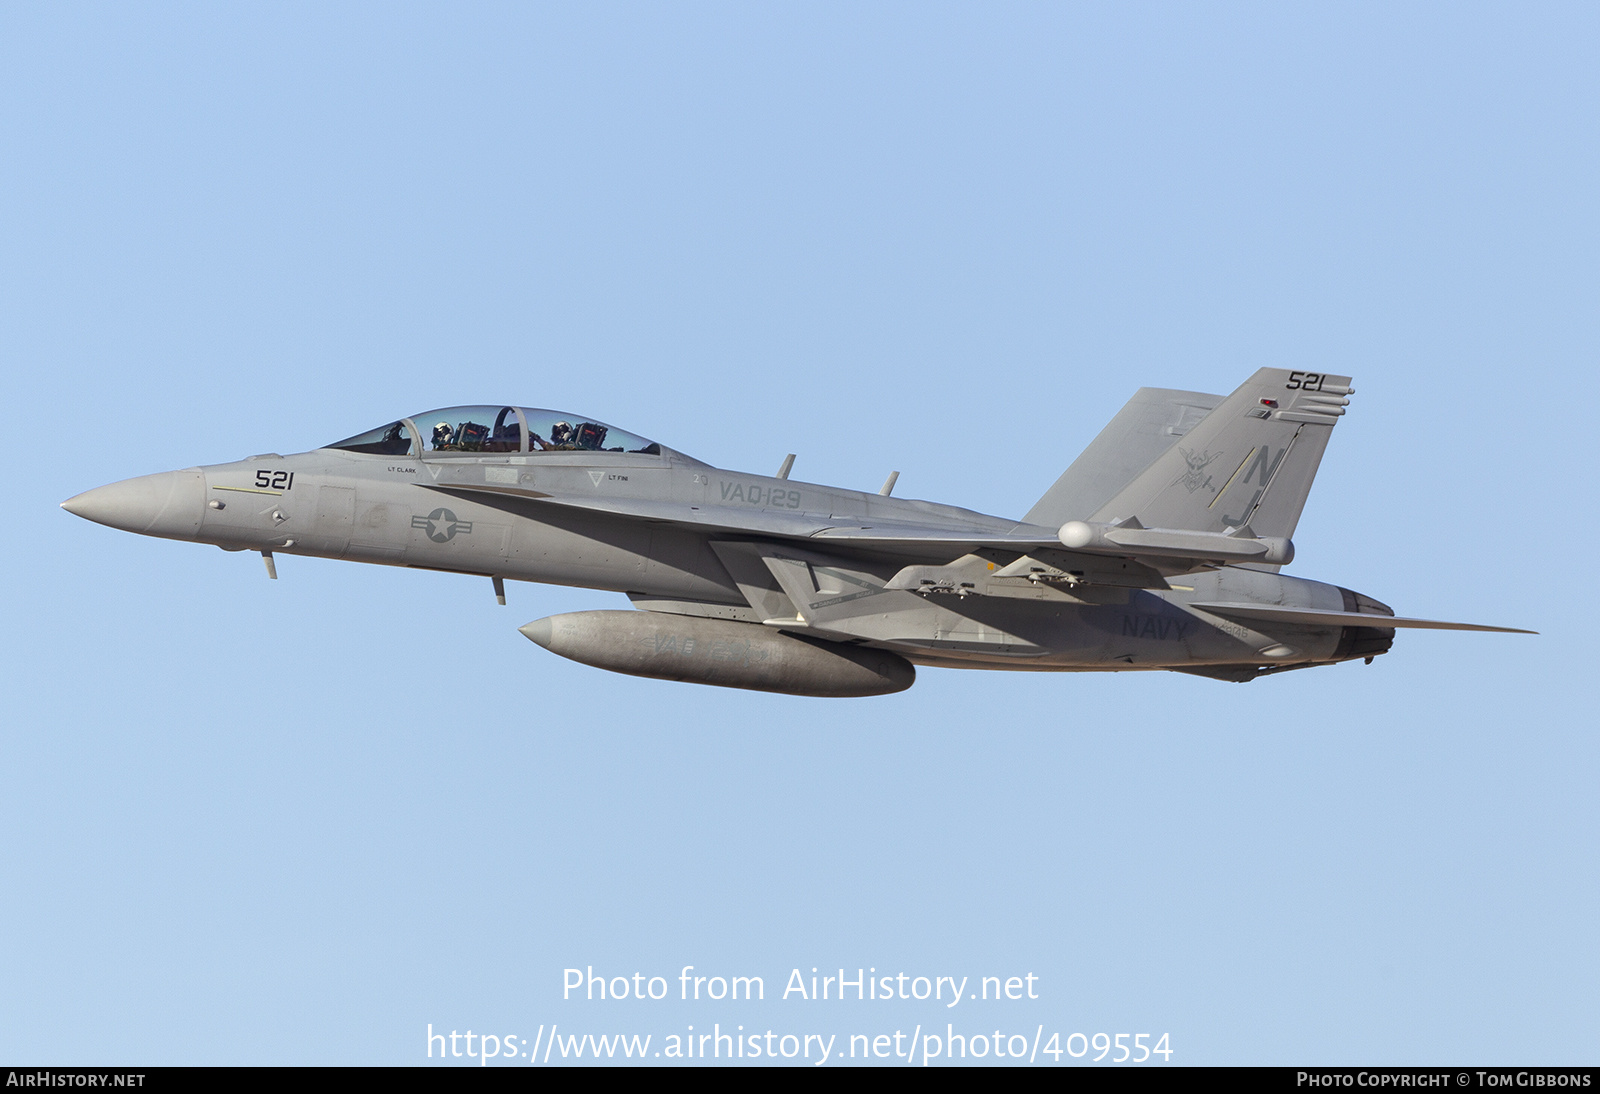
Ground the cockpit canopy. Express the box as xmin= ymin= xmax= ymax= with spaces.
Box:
xmin=328 ymin=406 xmax=661 ymax=457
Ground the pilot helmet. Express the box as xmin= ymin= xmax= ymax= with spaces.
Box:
xmin=550 ymin=421 xmax=574 ymax=444
xmin=432 ymin=422 xmax=454 ymax=446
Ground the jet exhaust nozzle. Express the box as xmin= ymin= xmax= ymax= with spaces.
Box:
xmin=520 ymin=611 xmax=915 ymax=697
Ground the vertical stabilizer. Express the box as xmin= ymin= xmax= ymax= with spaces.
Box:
xmin=1024 ymin=387 xmax=1224 ymax=526
xmin=1087 ymin=369 xmax=1352 ymax=540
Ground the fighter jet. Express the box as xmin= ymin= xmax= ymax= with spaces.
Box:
xmin=61 ymin=369 xmax=1531 ymax=697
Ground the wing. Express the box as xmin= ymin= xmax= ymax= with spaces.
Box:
xmin=419 ymin=481 xmax=1209 ymax=588
xmin=419 ymin=479 xmax=1061 ymax=553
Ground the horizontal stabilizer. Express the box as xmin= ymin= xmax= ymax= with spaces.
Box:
xmin=1189 ymin=602 xmax=1536 ymax=634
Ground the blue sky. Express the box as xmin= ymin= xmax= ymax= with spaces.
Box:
xmin=2 ymin=2 xmax=1595 ymax=1065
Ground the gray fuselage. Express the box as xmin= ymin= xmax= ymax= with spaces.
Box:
xmin=66 ymin=441 xmax=1392 ymax=678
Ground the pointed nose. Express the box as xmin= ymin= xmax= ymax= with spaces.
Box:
xmin=519 ymin=618 xmax=554 ymax=649
xmin=62 ymin=470 xmax=206 ymax=539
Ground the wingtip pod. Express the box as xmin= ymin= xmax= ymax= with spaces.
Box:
xmin=521 ymin=611 xmax=915 ymax=697
xmin=1059 ymin=520 xmax=1294 ymax=566
xmin=1057 ymin=520 xmax=1095 ymax=549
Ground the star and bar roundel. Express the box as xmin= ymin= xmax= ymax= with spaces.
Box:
xmin=411 ymin=508 xmax=473 ymax=543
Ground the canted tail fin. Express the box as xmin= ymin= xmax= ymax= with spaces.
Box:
xmin=1086 ymin=369 xmax=1353 ymax=540
xmin=1024 ymin=387 xmax=1225 ymax=527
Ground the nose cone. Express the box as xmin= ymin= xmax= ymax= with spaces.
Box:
xmin=62 ymin=470 xmax=206 ymax=539
xmin=519 ymin=618 xmax=554 ymax=649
